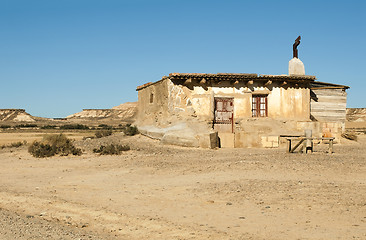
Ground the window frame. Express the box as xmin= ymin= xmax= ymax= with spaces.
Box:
xmin=252 ymin=95 xmax=268 ymax=117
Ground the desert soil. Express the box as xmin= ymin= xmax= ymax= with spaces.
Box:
xmin=0 ymin=131 xmax=93 ymax=146
xmin=0 ymin=133 xmax=365 ymax=239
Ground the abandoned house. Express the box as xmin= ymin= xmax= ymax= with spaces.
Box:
xmin=135 ymin=41 xmax=349 ymax=148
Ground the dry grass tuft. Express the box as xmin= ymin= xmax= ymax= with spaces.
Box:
xmin=28 ymin=134 xmax=82 ymax=158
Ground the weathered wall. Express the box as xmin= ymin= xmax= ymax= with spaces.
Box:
xmin=310 ymin=88 xmax=347 ymax=123
xmin=137 ymin=79 xmax=170 ymax=126
xmin=167 ymin=79 xmax=200 ymax=119
xmin=138 ymin=79 xmax=310 ymax=125
xmin=168 ymin=81 xmax=310 ymax=122
xmin=137 ymin=79 xmax=312 ymax=148
xmin=269 ymin=85 xmax=310 ymax=120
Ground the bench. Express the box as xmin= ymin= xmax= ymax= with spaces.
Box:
xmin=286 ymin=137 xmax=334 ymax=154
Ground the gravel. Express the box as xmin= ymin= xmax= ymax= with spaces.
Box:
xmin=0 ymin=208 xmax=103 ymax=240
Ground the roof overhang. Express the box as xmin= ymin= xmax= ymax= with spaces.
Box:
xmin=310 ymin=81 xmax=349 ymax=90
xmin=168 ymin=73 xmax=316 ymax=81
xmin=136 ymin=73 xmax=317 ymax=91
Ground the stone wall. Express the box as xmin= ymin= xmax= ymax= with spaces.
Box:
xmin=136 ymin=79 xmax=170 ymax=126
xmin=137 ymin=78 xmax=313 ymax=148
xmin=138 ymin=123 xmax=218 ymax=149
xmin=165 ymin=80 xmax=311 ymax=123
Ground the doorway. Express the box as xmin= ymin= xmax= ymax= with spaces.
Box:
xmin=214 ymin=97 xmax=234 ymax=133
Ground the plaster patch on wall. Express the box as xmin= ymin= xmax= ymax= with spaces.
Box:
xmin=193 ymin=86 xmax=207 ymax=94
xmin=176 ymin=96 xmax=181 ymax=105
xmin=174 ymin=107 xmax=185 ymax=112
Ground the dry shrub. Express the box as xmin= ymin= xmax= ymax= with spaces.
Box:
xmin=15 ymin=124 xmax=37 ymax=128
xmin=9 ymin=141 xmax=26 ymax=148
xmin=95 ymin=129 xmax=113 ymax=138
xmin=28 ymin=134 xmax=82 ymax=158
xmin=1 ymin=141 xmax=27 ymax=149
xmin=28 ymin=142 xmax=55 ymax=158
xmin=41 ymin=125 xmax=57 ymax=129
xmin=98 ymin=124 xmax=112 ymax=129
xmin=123 ymin=124 xmax=138 ymax=136
xmin=93 ymin=144 xmax=130 ymax=155
xmin=60 ymin=124 xmax=89 ymax=130
xmin=342 ymin=132 xmax=357 ymax=141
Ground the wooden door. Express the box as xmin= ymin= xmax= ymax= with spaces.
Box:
xmin=214 ymin=97 xmax=234 ymax=133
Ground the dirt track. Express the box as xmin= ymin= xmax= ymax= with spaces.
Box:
xmin=0 ymin=134 xmax=365 ymax=239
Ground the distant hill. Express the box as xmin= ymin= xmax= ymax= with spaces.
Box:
xmin=66 ymin=102 xmax=137 ymax=122
xmin=0 ymin=102 xmax=138 ymax=125
xmin=346 ymin=108 xmax=366 ymax=122
xmin=0 ymin=109 xmax=36 ymax=122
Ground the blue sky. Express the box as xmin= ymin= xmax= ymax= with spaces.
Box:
xmin=0 ymin=0 xmax=365 ymax=118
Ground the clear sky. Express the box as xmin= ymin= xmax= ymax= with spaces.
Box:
xmin=1 ymin=0 xmax=365 ymax=118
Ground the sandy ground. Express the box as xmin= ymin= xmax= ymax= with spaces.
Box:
xmin=0 ymin=134 xmax=365 ymax=239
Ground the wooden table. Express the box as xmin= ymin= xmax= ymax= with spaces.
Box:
xmin=286 ymin=137 xmax=334 ymax=154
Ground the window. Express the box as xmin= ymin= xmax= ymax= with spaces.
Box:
xmin=150 ymin=93 xmax=154 ymax=103
xmin=252 ymin=95 xmax=267 ymax=117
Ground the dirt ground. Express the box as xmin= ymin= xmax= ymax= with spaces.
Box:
xmin=0 ymin=133 xmax=365 ymax=239
xmin=0 ymin=130 xmax=94 ymax=146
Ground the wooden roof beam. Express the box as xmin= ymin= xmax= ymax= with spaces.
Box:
xmin=246 ymin=80 xmax=254 ymax=87
xmin=184 ymin=78 xmax=192 ymax=85
xmin=264 ymin=80 xmax=272 ymax=86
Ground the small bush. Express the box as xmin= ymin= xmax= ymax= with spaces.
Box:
xmin=28 ymin=142 xmax=55 ymax=158
xmin=41 ymin=125 xmax=57 ymax=129
xmin=1 ymin=141 xmax=27 ymax=149
xmin=95 ymin=129 xmax=113 ymax=138
xmin=60 ymin=124 xmax=89 ymax=130
xmin=98 ymin=124 xmax=112 ymax=129
xmin=28 ymin=134 xmax=82 ymax=158
xmin=123 ymin=124 xmax=138 ymax=136
xmin=15 ymin=124 xmax=38 ymax=128
xmin=10 ymin=141 xmax=26 ymax=148
xmin=93 ymin=144 xmax=130 ymax=155
xmin=0 ymin=125 xmax=11 ymax=129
